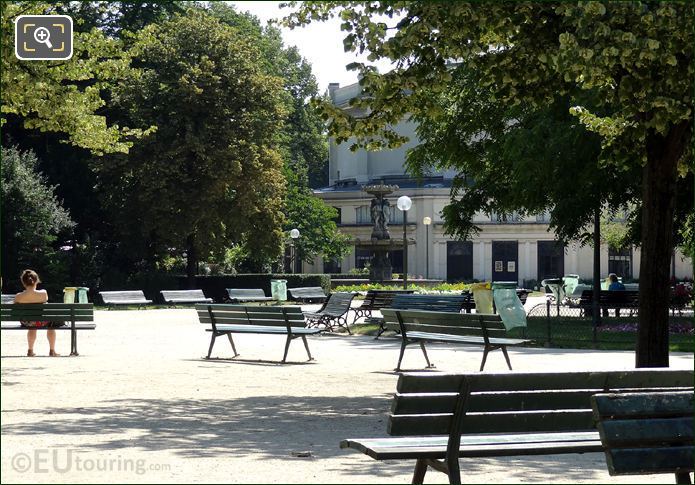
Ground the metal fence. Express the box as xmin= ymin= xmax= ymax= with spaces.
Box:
xmin=520 ymin=300 xmax=693 ymax=349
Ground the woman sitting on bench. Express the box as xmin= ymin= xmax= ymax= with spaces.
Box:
xmin=14 ymin=269 xmax=59 ymax=357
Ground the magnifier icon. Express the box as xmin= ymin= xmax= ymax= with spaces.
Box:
xmin=33 ymin=27 xmax=53 ymax=49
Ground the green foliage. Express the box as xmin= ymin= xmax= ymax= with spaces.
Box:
xmin=0 ymin=2 xmax=148 ymax=154
xmin=94 ymin=10 xmax=288 ymax=268
xmin=283 ymin=164 xmax=350 ymax=263
xmin=333 ymin=282 xmax=471 ymax=293
xmin=0 ymin=146 xmax=74 ymax=291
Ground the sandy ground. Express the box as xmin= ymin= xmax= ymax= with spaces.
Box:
xmin=2 ymin=302 xmax=693 ymax=484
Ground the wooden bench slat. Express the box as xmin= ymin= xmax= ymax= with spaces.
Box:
xmin=341 ymin=431 xmax=601 ymax=460
xmin=1 ymin=323 xmax=96 ymax=330
xmin=599 ymin=417 xmax=694 ymax=446
xmin=396 ymin=370 xmax=695 ymax=394
xmin=591 ymin=390 xmax=694 ymax=417
xmin=388 ymin=409 xmax=594 ymax=436
xmin=207 ymin=325 xmax=321 ymax=335
xmin=607 ymin=447 xmax=695 ymax=476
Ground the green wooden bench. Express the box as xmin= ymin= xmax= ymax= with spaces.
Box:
xmin=352 ymin=289 xmax=415 ymax=323
xmin=304 ymin=292 xmax=357 ymax=333
xmin=226 ymin=288 xmax=273 ymax=304
xmin=381 ymin=309 xmax=530 ymax=371
xmin=99 ymin=290 xmax=152 ymax=309
xmin=1 ymin=303 xmax=95 ymax=356
xmin=374 ymin=294 xmax=470 ymax=339
xmin=592 ymin=391 xmax=694 ymax=484
xmin=161 ymin=289 xmax=212 ymax=306
xmin=195 ymin=304 xmax=321 ymax=363
xmin=340 ymin=369 xmax=694 ymax=485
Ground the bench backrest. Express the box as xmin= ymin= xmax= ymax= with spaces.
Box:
xmin=387 ymin=370 xmax=694 ymax=438
xmin=161 ymin=289 xmax=208 ymax=301
xmin=289 ymin=287 xmax=327 ymax=298
xmin=99 ymin=290 xmax=148 ymax=303
xmin=362 ymin=289 xmax=415 ymax=310
xmin=320 ymin=292 xmax=356 ymax=315
xmin=1 ymin=294 xmax=15 ymax=305
xmin=1 ymin=303 xmax=94 ymax=322
xmin=591 ymin=391 xmax=694 ymax=477
xmin=391 ymin=294 xmax=467 ymax=313
xmin=226 ymin=288 xmax=268 ymax=299
xmin=579 ymin=290 xmax=640 ymax=306
xmin=195 ymin=304 xmax=305 ymax=329
xmin=381 ymin=309 xmax=505 ymax=339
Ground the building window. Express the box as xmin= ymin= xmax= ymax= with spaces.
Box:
xmin=356 ymin=206 xmax=370 ymax=224
xmin=608 ymin=246 xmax=632 ymax=278
xmin=355 ymin=247 xmax=372 ymax=269
xmin=356 ymin=205 xmax=404 ymax=225
xmin=537 ymin=241 xmax=565 ymax=281
xmin=323 ymin=257 xmax=342 ymax=274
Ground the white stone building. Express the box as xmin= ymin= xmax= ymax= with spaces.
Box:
xmin=304 ymin=82 xmax=693 ymax=284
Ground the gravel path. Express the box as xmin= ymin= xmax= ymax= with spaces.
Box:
xmin=2 ymin=306 xmax=692 ymax=483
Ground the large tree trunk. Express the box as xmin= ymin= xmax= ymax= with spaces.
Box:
xmin=186 ymin=234 xmax=197 ymax=290
xmin=636 ymin=122 xmax=689 ymax=368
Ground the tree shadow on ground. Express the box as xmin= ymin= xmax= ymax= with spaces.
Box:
xmin=2 ymin=394 xmax=629 ymax=482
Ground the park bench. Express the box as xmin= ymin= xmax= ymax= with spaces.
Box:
xmin=226 ymin=288 xmax=273 ymax=304
xmin=160 ymin=289 xmax=212 ymax=306
xmin=352 ymin=289 xmax=415 ymax=323
xmin=374 ymin=294 xmax=469 ymax=339
xmin=591 ymin=390 xmax=694 ymax=484
xmin=1 ymin=303 xmax=95 ymax=356
xmin=304 ymin=292 xmax=357 ymax=333
xmin=381 ymin=309 xmax=530 ymax=371
xmin=196 ymin=304 xmax=321 ymax=363
xmin=573 ymin=289 xmax=640 ymax=317
xmin=99 ymin=290 xmax=152 ymax=309
xmin=288 ymin=286 xmax=328 ymax=303
xmin=340 ymin=369 xmax=694 ymax=485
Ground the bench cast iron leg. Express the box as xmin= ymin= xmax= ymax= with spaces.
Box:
xmin=501 ymin=346 xmax=512 ymax=370
xmin=342 ymin=316 xmax=352 ymax=335
xmin=412 ymin=458 xmax=428 ymax=485
xmin=419 ymin=341 xmax=434 ymax=368
xmin=374 ymin=321 xmax=386 ymax=340
xmin=206 ymin=334 xmax=216 ymax=359
xmin=281 ymin=334 xmax=293 ymax=363
xmin=301 ymin=335 xmax=314 ymax=361
xmin=395 ymin=338 xmax=408 ymax=371
xmin=70 ymin=327 xmax=78 ymax=356
xmin=226 ymin=334 xmax=238 ymax=357
xmin=675 ymin=471 xmax=692 ymax=484
xmin=479 ymin=346 xmax=490 ymax=371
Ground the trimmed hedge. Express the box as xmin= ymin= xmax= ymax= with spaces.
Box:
xmin=174 ymin=274 xmax=331 ymax=303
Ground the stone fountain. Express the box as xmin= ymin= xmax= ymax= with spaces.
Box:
xmin=355 ymin=184 xmax=405 ymax=282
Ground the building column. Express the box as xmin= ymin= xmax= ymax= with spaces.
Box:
xmin=524 ymin=241 xmax=531 ymax=283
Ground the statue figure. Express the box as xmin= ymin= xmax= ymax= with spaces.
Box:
xmin=379 ymin=197 xmax=391 ymax=239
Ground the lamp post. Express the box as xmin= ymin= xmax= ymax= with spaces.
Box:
xmin=423 ymin=216 xmax=432 ymax=279
xmin=290 ymin=228 xmax=300 ymax=274
xmin=397 ymin=196 xmax=412 ymax=289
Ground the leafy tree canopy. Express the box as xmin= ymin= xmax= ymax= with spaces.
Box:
xmin=0 ymin=2 xmax=149 ymax=154
xmin=1 ymin=146 xmax=74 ymax=289
xmin=95 ymin=10 xmax=288 ymax=275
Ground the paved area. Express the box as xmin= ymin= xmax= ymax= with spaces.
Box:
xmin=2 ymin=307 xmax=692 ymax=483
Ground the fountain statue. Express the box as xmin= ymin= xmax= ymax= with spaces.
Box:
xmin=357 ymin=184 xmax=404 ymax=282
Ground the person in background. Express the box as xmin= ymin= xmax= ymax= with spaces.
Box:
xmin=603 ymin=273 xmax=626 ymax=317
xmin=608 ymin=273 xmax=626 ymax=291
xmin=14 ymin=269 xmax=59 ymax=357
